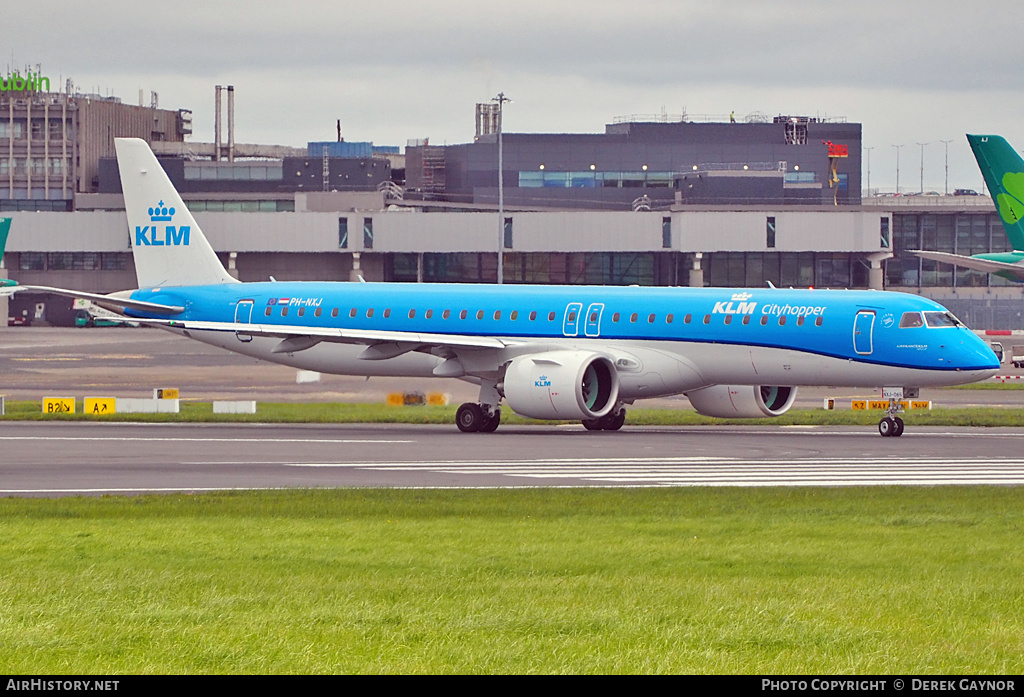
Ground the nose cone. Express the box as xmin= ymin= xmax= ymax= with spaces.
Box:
xmin=957 ymin=333 xmax=1000 ymax=382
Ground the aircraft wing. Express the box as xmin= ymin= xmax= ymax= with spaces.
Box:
xmin=142 ymin=317 xmax=517 ymax=353
xmin=909 ymin=250 xmax=1024 ymax=281
xmin=0 ymin=285 xmax=184 ymax=314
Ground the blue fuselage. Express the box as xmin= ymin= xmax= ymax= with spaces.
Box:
xmin=125 ymin=282 xmax=998 ymax=382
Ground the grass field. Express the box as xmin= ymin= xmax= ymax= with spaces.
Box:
xmin=2 ymin=488 xmax=1023 ymax=674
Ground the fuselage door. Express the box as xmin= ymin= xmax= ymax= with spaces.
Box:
xmin=853 ymin=310 xmax=875 ymax=355
xmin=234 ymin=299 xmax=255 ymax=343
xmin=563 ymin=302 xmax=583 ymax=337
xmin=584 ymin=303 xmax=604 ymax=337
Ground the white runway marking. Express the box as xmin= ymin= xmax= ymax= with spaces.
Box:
xmin=286 ymin=456 xmax=1024 ymax=487
xmin=0 ymin=436 xmax=413 ymax=444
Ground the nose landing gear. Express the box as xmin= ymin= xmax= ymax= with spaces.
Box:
xmin=878 ymin=388 xmax=909 ymax=437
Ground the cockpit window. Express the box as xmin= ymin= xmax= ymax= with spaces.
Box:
xmin=899 ymin=312 xmax=924 ymax=328
xmin=923 ymin=311 xmax=962 ymax=328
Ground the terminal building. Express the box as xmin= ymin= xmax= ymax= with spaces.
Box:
xmin=0 ymin=83 xmax=1018 ymax=329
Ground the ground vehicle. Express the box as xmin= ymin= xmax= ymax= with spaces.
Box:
xmin=73 ymin=300 xmax=137 ymax=328
xmin=7 ymin=311 xmax=30 ymax=327
xmin=1011 ymin=345 xmax=1024 ymax=369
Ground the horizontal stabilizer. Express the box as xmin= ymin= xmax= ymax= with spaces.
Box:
xmin=1 ymin=285 xmax=184 ymax=314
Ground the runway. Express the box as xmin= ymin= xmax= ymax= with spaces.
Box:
xmin=4 ymin=327 xmax=1024 ymax=496
xmin=4 ymin=421 xmax=1024 ymax=496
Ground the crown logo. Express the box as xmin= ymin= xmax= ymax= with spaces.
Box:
xmin=148 ymin=200 xmax=175 ymax=222
xmin=731 ymin=292 xmax=752 ymax=301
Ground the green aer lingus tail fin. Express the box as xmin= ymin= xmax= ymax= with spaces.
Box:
xmin=967 ymin=134 xmax=1024 ymax=251
xmin=0 ymin=217 xmax=14 ymax=287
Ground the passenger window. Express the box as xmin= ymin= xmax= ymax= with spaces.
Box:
xmin=760 ymin=316 xmax=768 ymax=325
xmin=384 ymin=309 xmax=391 ymax=318
xmin=779 ymin=316 xmax=786 ymax=326
xmin=703 ymin=315 xmax=711 ymax=324
xmin=548 ymin=312 xmax=555 ymax=321
xmin=724 ymin=315 xmax=732 ymax=325
xmin=797 ymin=315 xmax=804 ymax=326
xmin=494 ymin=311 xmax=501 ymax=320
xmin=900 ymin=312 xmax=924 ymax=328
xmin=612 ymin=312 xmax=620 ymax=322
xmin=589 ymin=312 xmax=598 ymax=322
xmin=477 ymin=310 xmax=484 ymax=320
xmin=529 ymin=311 xmax=537 ymax=321
xmin=409 ymin=309 xmax=416 ymax=319
xmin=426 ymin=310 xmax=434 ymax=319
xmin=511 ymin=311 xmax=518 ymax=320
xmin=443 ymin=309 xmax=451 ymax=319
xmin=684 ymin=314 xmax=692 ymax=324
xmin=742 ymin=315 xmax=750 ymax=325
xmin=367 ymin=308 xmax=374 ymax=318
xmin=315 ymin=308 xmax=322 ymax=318
xmin=298 ymin=308 xmax=305 ymax=317
xmin=666 ymin=314 xmax=673 ymax=324
xmin=648 ymin=314 xmax=655 ymax=323
xmin=331 ymin=308 xmax=339 ymax=318
xmin=265 ymin=307 xmax=272 ymax=317
xmin=460 ymin=310 xmax=468 ymax=320
xmin=815 ymin=317 xmax=823 ymax=327
xmin=630 ymin=313 xmax=638 ymax=323
xmin=349 ymin=308 xmax=357 ymax=318
xmin=281 ymin=307 xmax=288 ymax=317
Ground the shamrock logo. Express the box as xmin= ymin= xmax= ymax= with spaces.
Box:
xmin=996 ymin=172 xmax=1024 ymax=225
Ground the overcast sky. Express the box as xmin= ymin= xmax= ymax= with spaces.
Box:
xmin=6 ymin=0 xmax=1022 ymax=192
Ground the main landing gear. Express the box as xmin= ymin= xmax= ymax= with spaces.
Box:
xmin=456 ymin=380 xmax=502 ymax=433
xmin=878 ymin=394 xmax=905 ymax=438
xmin=582 ymin=409 xmax=626 ymax=431
xmin=456 ymin=403 xmax=501 ymax=433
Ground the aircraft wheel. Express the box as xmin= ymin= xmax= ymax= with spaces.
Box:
xmin=480 ymin=408 xmax=501 ymax=433
xmin=456 ymin=403 xmax=485 ymax=432
xmin=878 ymin=417 xmax=896 ymax=437
xmin=582 ymin=418 xmax=603 ymax=431
xmin=603 ymin=410 xmax=626 ymax=431
xmin=893 ymin=417 xmax=905 ymax=437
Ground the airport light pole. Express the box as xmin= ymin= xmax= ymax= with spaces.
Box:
xmin=940 ymin=139 xmax=953 ymax=195
xmin=493 ymin=92 xmax=511 ymax=285
xmin=917 ymin=142 xmax=928 ymax=194
xmin=892 ymin=144 xmax=903 ymax=194
xmin=864 ymin=146 xmax=873 ymax=196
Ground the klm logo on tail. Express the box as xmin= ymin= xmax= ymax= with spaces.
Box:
xmin=135 ymin=201 xmax=190 ymax=246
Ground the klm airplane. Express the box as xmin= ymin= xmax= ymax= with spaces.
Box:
xmin=3 ymin=139 xmax=999 ymax=436
xmin=913 ymin=134 xmax=1024 ymax=280
xmin=0 ymin=217 xmax=14 ymax=287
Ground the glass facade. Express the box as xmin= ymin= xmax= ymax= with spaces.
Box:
xmin=186 ymin=200 xmax=294 ymax=212
xmin=184 ymin=163 xmax=284 ymax=181
xmin=519 ymin=170 xmax=674 ymax=188
xmin=885 ymin=212 xmax=1011 ymax=288
xmin=389 ymin=252 xmax=658 ymax=285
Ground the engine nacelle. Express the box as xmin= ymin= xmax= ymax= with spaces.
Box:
xmin=504 ymin=350 xmax=619 ymax=420
xmin=686 ymin=385 xmax=797 ymax=419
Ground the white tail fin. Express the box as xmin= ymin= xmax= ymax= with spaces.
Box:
xmin=115 ymin=138 xmax=237 ymax=288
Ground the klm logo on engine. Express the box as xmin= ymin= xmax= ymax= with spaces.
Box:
xmin=135 ymin=200 xmax=190 ymax=246
xmin=713 ymin=292 xmax=757 ymax=315
xmin=535 ymin=375 xmax=552 ymax=387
